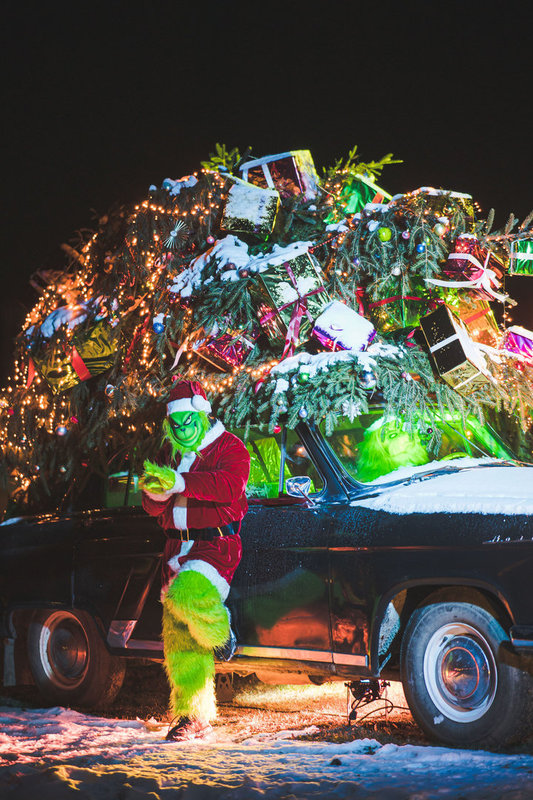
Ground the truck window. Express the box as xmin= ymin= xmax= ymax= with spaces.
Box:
xmin=231 ymin=427 xmax=324 ymax=499
xmin=106 ymin=471 xmax=143 ymax=508
xmin=321 ymin=410 xmax=514 ymax=484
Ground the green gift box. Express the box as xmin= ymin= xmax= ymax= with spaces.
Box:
xmin=509 ymin=239 xmax=533 ymax=276
xmin=250 ymin=245 xmax=330 ymax=351
xmin=338 ymin=174 xmax=391 ymax=215
xmin=34 ymin=320 xmax=119 ymax=394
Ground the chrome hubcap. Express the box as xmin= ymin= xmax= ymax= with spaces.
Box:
xmin=39 ymin=612 xmax=89 ymax=689
xmin=423 ymin=622 xmax=497 ymax=722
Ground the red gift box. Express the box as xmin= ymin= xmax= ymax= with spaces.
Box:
xmin=194 ymin=329 xmax=257 ymax=371
xmin=438 ymin=234 xmax=507 ymax=302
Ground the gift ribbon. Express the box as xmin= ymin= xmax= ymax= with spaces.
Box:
xmin=26 ymin=357 xmax=36 ymax=388
xmin=425 ymin=249 xmax=508 ymax=302
xmin=70 ymin=346 xmax=91 ymax=381
xmin=259 ymin=262 xmax=326 ymax=358
xmin=369 ymin=294 xmax=438 ymax=308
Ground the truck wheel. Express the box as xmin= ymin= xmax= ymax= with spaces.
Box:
xmin=27 ymin=609 xmax=126 ymax=708
xmin=401 ymin=596 xmax=533 ymax=748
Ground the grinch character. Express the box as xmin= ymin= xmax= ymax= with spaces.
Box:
xmin=356 ymin=418 xmax=429 ymax=483
xmin=140 ymin=380 xmax=250 ymax=741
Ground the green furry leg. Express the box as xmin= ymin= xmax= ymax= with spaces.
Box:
xmin=162 ymin=601 xmax=217 ymax=721
xmin=165 ymin=569 xmax=230 ymax=650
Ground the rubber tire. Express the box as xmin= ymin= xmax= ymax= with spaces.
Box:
xmin=27 ymin=608 xmax=126 ymax=708
xmin=401 ymin=593 xmax=533 ymax=749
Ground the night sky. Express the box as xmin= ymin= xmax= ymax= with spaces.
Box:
xmin=1 ymin=1 xmax=531 ymax=380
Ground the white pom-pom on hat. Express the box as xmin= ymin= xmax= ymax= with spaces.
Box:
xmin=167 ymin=380 xmax=212 ymax=416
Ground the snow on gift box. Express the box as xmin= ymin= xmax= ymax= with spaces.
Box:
xmin=220 ymin=176 xmax=280 ymax=240
xmin=312 ymin=300 xmax=376 ymax=352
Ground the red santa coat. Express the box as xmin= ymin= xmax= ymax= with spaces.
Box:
xmin=142 ymin=420 xmax=250 ymax=599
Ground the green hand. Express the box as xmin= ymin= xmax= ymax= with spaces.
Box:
xmin=140 ymin=460 xmax=176 ymax=494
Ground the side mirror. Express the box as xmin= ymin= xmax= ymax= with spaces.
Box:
xmin=285 ymin=475 xmax=314 ymax=503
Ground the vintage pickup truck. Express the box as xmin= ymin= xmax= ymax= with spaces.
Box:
xmin=1 ymin=409 xmax=533 ymax=749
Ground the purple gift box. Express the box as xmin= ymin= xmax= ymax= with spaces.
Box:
xmin=502 ymin=326 xmax=533 ymax=361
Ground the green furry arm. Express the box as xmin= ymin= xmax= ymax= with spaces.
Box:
xmin=139 ymin=460 xmax=176 ymax=493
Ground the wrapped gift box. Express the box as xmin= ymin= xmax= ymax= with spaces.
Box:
xmin=239 ymin=150 xmax=319 ymax=200
xmin=440 ymin=234 xmax=506 ymax=301
xmin=312 ymin=300 xmax=375 ymax=351
xmin=337 ymin=173 xmax=391 ymax=216
xmin=250 ymin=245 xmax=330 ymax=351
xmin=420 ymin=305 xmax=494 ymax=395
xmin=33 ymin=320 xmax=119 ymax=394
xmin=220 ymin=177 xmax=280 ymax=239
xmin=502 ymin=326 xmax=533 ymax=360
xmin=194 ymin=328 xmax=257 ymax=371
xmin=369 ymin=289 xmax=438 ymax=332
xmin=399 ymin=187 xmax=475 ymax=219
xmin=509 ymin=238 xmax=533 ymax=276
xmin=446 ymin=293 xmax=501 ymax=348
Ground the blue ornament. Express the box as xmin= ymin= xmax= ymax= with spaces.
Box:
xmin=55 ymin=425 xmax=68 ymax=437
xmin=353 ymin=257 xmax=361 ymax=267
xmin=416 ymin=243 xmax=426 ymax=253
xmin=153 ymin=321 xmax=165 ymax=334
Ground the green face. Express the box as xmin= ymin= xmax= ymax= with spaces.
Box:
xmin=168 ymin=410 xmax=206 ymax=452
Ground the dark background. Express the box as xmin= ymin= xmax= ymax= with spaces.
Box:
xmin=1 ymin=1 xmax=531 ymax=381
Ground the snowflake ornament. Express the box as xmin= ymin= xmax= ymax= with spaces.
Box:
xmin=164 ymin=220 xmax=189 ymax=249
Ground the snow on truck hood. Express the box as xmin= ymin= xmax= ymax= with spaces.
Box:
xmin=351 ymin=458 xmax=533 ymax=516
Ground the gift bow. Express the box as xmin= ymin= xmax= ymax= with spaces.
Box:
xmin=425 ymin=249 xmax=508 ymax=303
xmin=260 ymin=262 xmax=326 ymax=358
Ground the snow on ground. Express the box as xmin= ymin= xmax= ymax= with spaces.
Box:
xmin=1 ymin=705 xmax=533 ymax=799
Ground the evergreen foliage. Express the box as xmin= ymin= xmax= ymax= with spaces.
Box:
xmin=1 ymin=145 xmax=532 ymax=513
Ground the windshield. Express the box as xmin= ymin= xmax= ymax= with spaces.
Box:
xmin=321 ymin=409 xmax=515 ymax=485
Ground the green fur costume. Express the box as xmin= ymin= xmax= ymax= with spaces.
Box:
xmin=162 ymin=570 xmax=229 ymax=721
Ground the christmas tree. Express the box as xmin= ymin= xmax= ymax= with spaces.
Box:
xmin=1 ymin=144 xmax=532 ymax=514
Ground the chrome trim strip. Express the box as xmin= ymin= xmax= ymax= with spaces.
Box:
xmin=236 ymin=646 xmax=368 ymax=667
xmin=237 ymin=646 xmax=334 ymax=662
xmin=333 ymin=652 xmax=368 ymax=667
xmin=511 ymin=637 xmax=533 ymax=648
xmin=125 ymin=639 xmax=164 ymax=651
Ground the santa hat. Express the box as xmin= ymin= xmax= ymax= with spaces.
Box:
xmin=166 ymin=380 xmax=212 ymax=416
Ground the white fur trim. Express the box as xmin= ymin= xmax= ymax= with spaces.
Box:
xmin=167 ymin=540 xmax=195 ymax=573
xmin=167 ymin=396 xmax=211 ymax=415
xmin=178 ymin=559 xmax=230 ymax=601
xmin=172 ymin=471 xmax=185 ymax=493
xmin=175 ymin=451 xmax=196 ymax=474
xmin=197 ymin=419 xmax=225 ymax=451
xmin=172 ymin=498 xmax=188 ymax=529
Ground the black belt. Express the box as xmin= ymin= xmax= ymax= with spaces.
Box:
xmin=167 ymin=523 xmax=237 ymax=542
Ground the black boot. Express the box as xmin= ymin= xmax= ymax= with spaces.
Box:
xmin=214 ymin=624 xmax=237 ymax=661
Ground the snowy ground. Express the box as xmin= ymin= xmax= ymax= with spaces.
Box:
xmin=2 ymin=683 xmax=533 ymax=799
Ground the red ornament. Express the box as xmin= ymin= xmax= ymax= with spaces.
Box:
xmin=273 ymin=425 xmax=282 ymax=434
xmin=7 ymin=408 xmax=14 ymax=416
xmin=70 ymin=416 xmax=79 ymax=424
